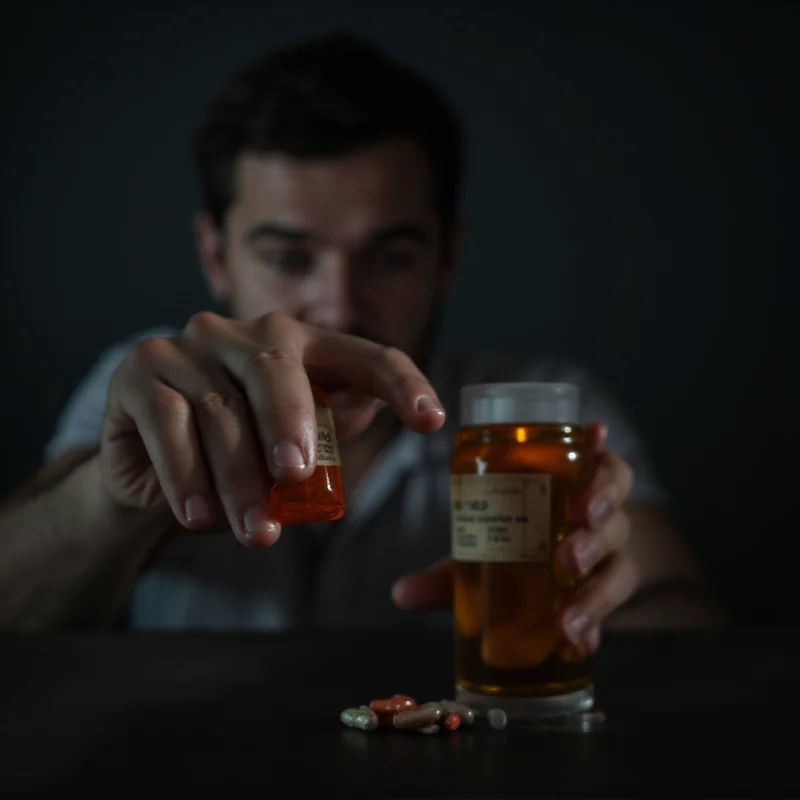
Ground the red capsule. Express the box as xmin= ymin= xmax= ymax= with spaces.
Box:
xmin=369 ymin=695 xmax=418 ymax=714
xmin=443 ymin=712 xmax=461 ymax=731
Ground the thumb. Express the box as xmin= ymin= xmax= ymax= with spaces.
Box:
xmin=391 ymin=556 xmax=454 ymax=610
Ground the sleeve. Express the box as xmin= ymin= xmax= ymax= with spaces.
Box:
xmin=43 ymin=326 xmax=178 ymax=462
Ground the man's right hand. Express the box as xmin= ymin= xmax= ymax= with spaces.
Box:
xmin=100 ymin=312 xmax=446 ymax=547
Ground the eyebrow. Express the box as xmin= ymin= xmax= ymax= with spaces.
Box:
xmin=245 ymin=221 xmax=431 ymax=247
xmin=246 ymin=222 xmax=312 ymax=245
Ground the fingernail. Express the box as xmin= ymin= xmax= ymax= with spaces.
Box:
xmin=243 ymin=507 xmax=279 ymax=537
xmin=416 ymin=395 xmax=444 ymax=415
xmin=391 ymin=580 xmax=409 ymax=606
xmin=588 ymin=495 xmax=612 ymax=527
xmin=575 ymin=540 xmax=600 ymax=575
xmin=185 ymin=494 xmax=211 ymax=522
xmin=272 ymin=440 xmax=307 ymax=470
xmin=565 ymin=612 xmax=590 ymax=645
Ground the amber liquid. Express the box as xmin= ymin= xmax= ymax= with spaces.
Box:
xmin=267 ymin=385 xmax=346 ymax=526
xmin=451 ymin=423 xmax=590 ymax=697
xmin=268 ymin=465 xmax=345 ymax=524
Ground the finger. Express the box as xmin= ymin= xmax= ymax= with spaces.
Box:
xmin=582 ymin=449 xmax=634 ymax=529
xmin=391 ymin=556 xmax=453 ymax=610
xmin=111 ymin=338 xmax=218 ymax=529
xmin=557 ymin=509 xmax=631 ymax=577
xmin=301 ymin=328 xmax=446 ymax=434
xmin=585 ymin=625 xmax=602 ymax=653
xmin=185 ymin=312 xmax=316 ymax=485
xmin=108 ymin=367 xmax=216 ymax=531
xmin=559 ymin=553 xmax=639 ymax=644
xmin=328 ymin=390 xmax=387 ymax=440
xmin=132 ymin=335 xmax=280 ymax=547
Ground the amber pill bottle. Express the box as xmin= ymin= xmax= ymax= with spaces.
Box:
xmin=451 ymin=382 xmax=594 ymax=719
xmin=267 ymin=385 xmax=345 ymax=525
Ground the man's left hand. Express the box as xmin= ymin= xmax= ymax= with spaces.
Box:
xmin=391 ymin=422 xmax=640 ymax=652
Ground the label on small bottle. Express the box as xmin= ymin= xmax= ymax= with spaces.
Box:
xmin=315 ymin=403 xmax=341 ymax=467
xmin=451 ymin=473 xmax=551 ymax=562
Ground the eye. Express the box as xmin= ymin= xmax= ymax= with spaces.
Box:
xmin=369 ymin=245 xmax=419 ymax=274
xmin=261 ymin=248 xmax=314 ymax=278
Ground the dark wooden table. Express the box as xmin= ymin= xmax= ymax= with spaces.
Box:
xmin=1 ymin=629 xmax=798 ymax=797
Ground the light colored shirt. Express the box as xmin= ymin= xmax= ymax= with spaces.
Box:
xmin=45 ymin=327 xmax=667 ymax=630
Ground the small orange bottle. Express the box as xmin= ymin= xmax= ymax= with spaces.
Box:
xmin=268 ymin=385 xmax=346 ymax=525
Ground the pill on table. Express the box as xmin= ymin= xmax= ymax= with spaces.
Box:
xmin=393 ymin=705 xmax=442 ymax=730
xmin=436 ymin=700 xmax=476 ymax=725
xmin=369 ymin=694 xmax=418 ymax=714
xmin=340 ymin=707 xmax=379 ymax=731
xmin=390 ymin=694 xmax=418 ymax=710
xmin=417 ymin=723 xmax=440 ymax=735
xmin=443 ymin=712 xmax=461 ymax=731
xmin=487 ymin=708 xmax=508 ymax=731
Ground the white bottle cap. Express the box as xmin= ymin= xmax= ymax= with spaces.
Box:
xmin=460 ymin=382 xmax=580 ymax=426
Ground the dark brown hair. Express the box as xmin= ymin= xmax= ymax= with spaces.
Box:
xmin=193 ymin=31 xmax=464 ymax=230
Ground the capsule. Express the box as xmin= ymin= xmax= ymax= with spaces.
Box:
xmin=369 ymin=694 xmax=418 ymax=714
xmin=417 ymin=723 xmax=441 ymax=735
xmin=436 ymin=699 xmax=476 ymax=726
xmin=443 ymin=712 xmax=461 ymax=731
xmin=487 ymin=708 xmax=508 ymax=731
xmin=393 ymin=705 xmax=442 ymax=730
xmin=340 ymin=707 xmax=379 ymax=731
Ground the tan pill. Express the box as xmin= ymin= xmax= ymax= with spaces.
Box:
xmin=393 ymin=705 xmax=442 ymax=730
xmin=417 ymin=723 xmax=441 ymax=735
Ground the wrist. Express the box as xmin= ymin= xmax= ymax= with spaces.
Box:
xmin=77 ymin=454 xmax=175 ymax=544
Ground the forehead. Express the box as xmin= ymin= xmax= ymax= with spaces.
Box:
xmin=229 ymin=139 xmax=437 ymax=237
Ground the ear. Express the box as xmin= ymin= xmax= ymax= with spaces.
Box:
xmin=439 ymin=217 xmax=464 ymax=292
xmin=194 ymin=211 xmax=229 ymax=301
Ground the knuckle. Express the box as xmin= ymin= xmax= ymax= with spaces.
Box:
xmin=256 ymin=311 xmax=296 ymax=340
xmin=375 ymin=345 xmax=413 ymax=372
xmin=245 ymin=347 xmax=299 ymax=378
xmin=146 ymin=387 xmax=191 ymax=424
xmin=370 ymin=346 xmax=418 ymax=391
xmin=197 ymin=388 xmax=246 ymax=417
xmin=184 ymin=311 xmax=224 ymax=340
xmin=128 ymin=336 xmax=173 ymax=368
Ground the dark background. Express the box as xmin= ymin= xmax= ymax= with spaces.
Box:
xmin=0 ymin=1 xmax=796 ymax=623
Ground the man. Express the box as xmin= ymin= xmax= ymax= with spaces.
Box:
xmin=0 ymin=32 xmax=724 ymax=637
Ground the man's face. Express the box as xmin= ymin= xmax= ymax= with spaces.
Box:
xmin=197 ymin=139 xmax=456 ymax=363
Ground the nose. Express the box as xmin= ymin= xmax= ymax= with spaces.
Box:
xmin=301 ymin=257 xmax=354 ymax=331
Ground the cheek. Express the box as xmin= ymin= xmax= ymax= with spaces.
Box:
xmin=228 ymin=267 xmax=301 ymax=322
xmin=371 ymin=274 xmax=436 ymax=310
xmin=361 ymin=277 xmax=437 ymax=331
